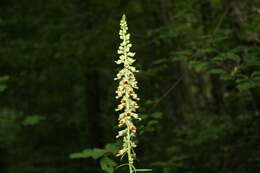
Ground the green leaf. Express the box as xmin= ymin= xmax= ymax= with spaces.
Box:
xmin=0 ymin=76 xmax=9 ymax=92
xmin=197 ymin=48 xmax=216 ymax=55
xmin=69 ymin=152 xmax=85 ymax=159
xmin=236 ymin=78 xmax=248 ymax=84
xmin=224 ymin=52 xmax=240 ymax=62
xmin=100 ymin=157 xmax=117 ymax=173
xmin=173 ymin=50 xmax=193 ymax=56
xmin=208 ymin=68 xmax=226 ymax=75
xmin=104 ymin=143 xmax=119 ymax=154
xmin=237 ymin=82 xmax=255 ymax=91
xmin=90 ymin=148 xmax=107 ymax=159
xmin=69 ymin=144 xmax=118 ymax=160
xmin=251 ymin=71 xmax=260 ymax=78
xmin=151 ymin=161 xmax=167 ymax=167
xmin=188 ymin=61 xmax=209 ymax=71
xmin=22 ymin=115 xmax=45 ymax=126
xmin=167 ymin=146 xmax=181 ymax=153
xmin=147 ymin=120 xmax=159 ymax=126
xmin=253 ymin=76 xmax=260 ymax=82
xmin=230 ymin=46 xmax=251 ymax=54
xmin=209 ymin=0 xmax=220 ymax=4
xmin=0 ymin=76 xmax=9 ymax=82
xmin=70 ymin=148 xmax=106 ymax=159
xmin=212 ymin=56 xmax=223 ymax=62
xmin=0 ymin=85 xmax=7 ymax=92
xmin=220 ymin=74 xmax=232 ymax=81
xmin=150 ymin=112 xmax=163 ymax=119
xmin=144 ymin=100 xmax=153 ymax=106
xmin=244 ymin=53 xmax=260 ymax=67
xmin=153 ymin=58 xmax=168 ymax=65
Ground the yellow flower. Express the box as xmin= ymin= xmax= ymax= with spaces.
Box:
xmin=114 ymin=14 xmax=141 ymax=173
xmin=116 ymin=148 xmax=127 ymax=157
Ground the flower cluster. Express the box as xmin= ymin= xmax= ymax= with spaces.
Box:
xmin=114 ymin=15 xmax=141 ymax=170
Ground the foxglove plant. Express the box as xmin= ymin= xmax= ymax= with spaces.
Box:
xmin=114 ymin=14 xmax=141 ymax=173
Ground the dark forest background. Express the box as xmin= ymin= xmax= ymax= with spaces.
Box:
xmin=0 ymin=0 xmax=260 ymax=173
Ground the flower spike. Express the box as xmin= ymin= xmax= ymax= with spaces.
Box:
xmin=114 ymin=14 xmax=141 ymax=173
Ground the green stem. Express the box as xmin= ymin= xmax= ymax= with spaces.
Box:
xmin=127 ymin=125 xmax=133 ymax=173
xmin=122 ymin=18 xmax=134 ymax=173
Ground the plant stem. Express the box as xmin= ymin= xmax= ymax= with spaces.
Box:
xmin=127 ymin=125 xmax=133 ymax=173
xmin=123 ymin=17 xmax=133 ymax=173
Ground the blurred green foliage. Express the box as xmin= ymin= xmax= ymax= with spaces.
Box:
xmin=70 ymin=144 xmax=118 ymax=173
xmin=0 ymin=76 xmax=8 ymax=92
xmin=0 ymin=0 xmax=259 ymax=173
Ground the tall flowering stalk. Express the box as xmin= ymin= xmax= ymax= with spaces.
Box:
xmin=114 ymin=14 xmax=141 ymax=173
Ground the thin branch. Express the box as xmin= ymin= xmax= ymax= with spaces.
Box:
xmin=151 ymin=74 xmax=184 ymax=111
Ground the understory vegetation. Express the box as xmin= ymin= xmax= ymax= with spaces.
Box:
xmin=0 ymin=0 xmax=260 ymax=173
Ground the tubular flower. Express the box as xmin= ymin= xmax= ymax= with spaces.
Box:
xmin=114 ymin=14 xmax=141 ymax=173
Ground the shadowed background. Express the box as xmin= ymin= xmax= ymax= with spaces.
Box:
xmin=0 ymin=0 xmax=260 ymax=172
